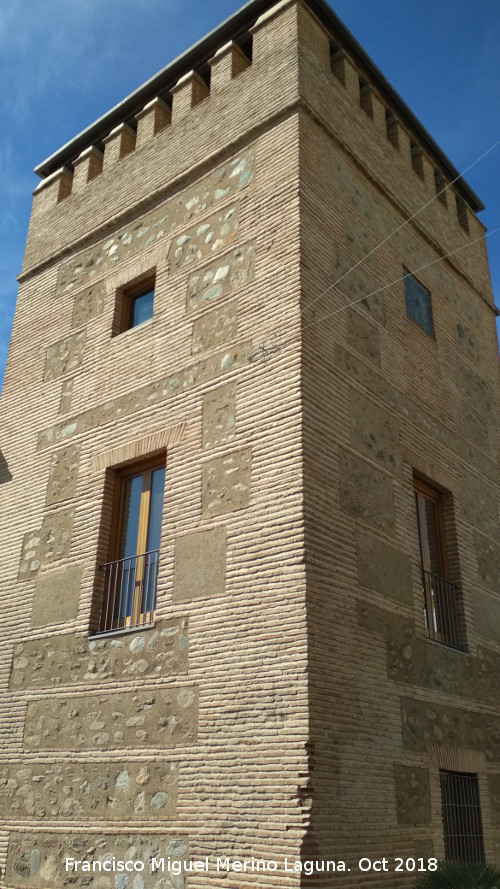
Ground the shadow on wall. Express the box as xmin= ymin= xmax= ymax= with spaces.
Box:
xmin=0 ymin=451 xmax=12 ymax=483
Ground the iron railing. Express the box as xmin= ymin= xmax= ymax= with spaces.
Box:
xmin=96 ymin=549 xmax=159 ymax=635
xmin=422 ymin=568 xmax=463 ymax=650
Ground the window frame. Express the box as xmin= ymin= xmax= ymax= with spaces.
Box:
xmin=112 ymin=271 xmax=156 ymax=336
xmin=403 ymin=268 xmax=434 ymax=338
xmin=440 ymin=770 xmax=485 ymax=864
xmin=94 ymin=455 xmax=165 ymax=636
xmin=413 ymin=476 xmax=464 ymax=650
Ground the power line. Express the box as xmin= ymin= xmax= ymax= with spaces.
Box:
xmin=302 ymin=225 xmax=500 ymax=333
xmin=302 ymin=136 xmax=500 ymax=318
xmin=247 ymin=225 xmax=500 ymax=362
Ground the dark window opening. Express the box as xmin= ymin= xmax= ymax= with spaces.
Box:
xmin=414 ymin=477 xmax=464 ymax=650
xmin=434 ymin=170 xmax=448 ymax=205
xmin=440 ymin=771 xmax=485 ymax=864
xmin=330 ymin=41 xmax=346 ymax=85
xmin=385 ymin=109 xmax=399 ymax=149
xmin=359 ymin=77 xmax=373 ymax=117
xmin=456 ymin=196 xmax=470 ymax=232
xmin=410 ymin=140 xmax=424 ymax=178
xmin=403 ymin=270 xmax=433 ymax=337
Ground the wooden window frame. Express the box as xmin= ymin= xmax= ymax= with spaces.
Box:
xmin=95 ymin=455 xmax=165 ymax=635
xmin=112 ymin=271 xmax=156 ymax=336
xmin=414 ymin=477 xmax=449 ymax=579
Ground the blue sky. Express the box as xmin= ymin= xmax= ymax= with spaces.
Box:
xmin=1 ymin=0 xmax=499 ymax=387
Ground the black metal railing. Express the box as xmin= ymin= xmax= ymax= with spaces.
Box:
xmin=96 ymin=550 xmax=159 ymax=635
xmin=422 ymin=569 xmax=463 ymax=650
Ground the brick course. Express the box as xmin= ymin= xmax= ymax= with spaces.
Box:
xmin=0 ymin=0 xmax=499 ymax=885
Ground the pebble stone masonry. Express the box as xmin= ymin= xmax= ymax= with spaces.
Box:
xmin=0 ymin=0 xmax=499 ymax=886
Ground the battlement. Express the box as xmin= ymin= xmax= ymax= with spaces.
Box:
xmin=24 ymin=0 xmax=483 ymax=282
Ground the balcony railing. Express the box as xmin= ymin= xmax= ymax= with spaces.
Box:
xmin=95 ymin=550 xmax=159 ymax=635
xmin=422 ymin=568 xmax=464 ymax=650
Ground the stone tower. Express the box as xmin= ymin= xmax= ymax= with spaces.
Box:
xmin=0 ymin=0 xmax=498 ymax=885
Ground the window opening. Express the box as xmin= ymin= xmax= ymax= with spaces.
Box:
xmin=403 ymin=270 xmax=434 ymax=337
xmin=359 ymin=77 xmax=373 ymax=117
xmin=434 ymin=170 xmax=448 ymax=206
xmin=410 ymin=140 xmax=424 ymax=178
xmin=113 ymin=272 xmax=155 ymax=335
xmin=456 ymin=196 xmax=470 ymax=233
xmin=96 ymin=462 xmax=165 ymax=634
xmin=385 ymin=109 xmax=399 ymax=149
xmin=440 ymin=771 xmax=485 ymax=864
xmin=414 ymin=478 xmax=463 ymax=650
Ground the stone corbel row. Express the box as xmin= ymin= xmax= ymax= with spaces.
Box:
xmin=33 ymin=41 xmax=251 ymax=208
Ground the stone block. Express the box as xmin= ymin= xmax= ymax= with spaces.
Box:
xmin=71 ymin=281 xmax=106 ymax=327
xmin=460 ymin=470 xmax=498 ymax=536
xmin=202 ymin=382 xmax=237 ymax=448
xmin=169 ymin=204 xmax=240 ymax=272
xmin=488 ymin=775 xmax=500 ymax=826
xmin=38 ymin=343 xmax=252 ymax=449
xmin=45 ymin=444 xmax=81 ymax=505
xmin=474 ymin=532 xmax=500 ymax=592
xmin=0 ymin=760 xmax=177 ymax=821
xmin=18 ymin=508 xmax=75 ymax=580
xmin=6 ymin=833 xmax=187 ymax=888
xmin=455 ymin=321 xmax=479 ymax=363
xmin=31 ymin=565 xmax=82 ymax=627
xmin=187 ymin=243 xmax=255 ymax=311
xmin=339 ymin=450 xmax=395 ymax=532
xmin=173 ymin=527 xmax=227 ymax=602
xmin=59 ymin=378 xmax=74 ymax=414
xmin=401 ymin=697 xmax=500 ymax=761
xmin=473 ymin=591 xmax=500 ymax=644
xmin=346 ymin=308 xmax=380 ymax=365
xmin=394 ymin=765 xmax=431 ymax=825
xmin=356 ymin=533 xmax=412 ymax=603
xmin=10 ymin=618 xmax=188 ymax=689
xmin=350 ymin=390 xmax=401 ymax=474
xmin=456 ymin=359 xmax=491 ymax=415
xmin=193 ymin=300 xmax=238 ymax=355
xmin=43 ymin=331 xmax=86 ymax=381
xmin=56 ymin=148 xmax=254 ymax=295
xmin=202 ymin=448 xmax=252 ymax=517
xmin=24 ymin=686 xmax=198 ymax=751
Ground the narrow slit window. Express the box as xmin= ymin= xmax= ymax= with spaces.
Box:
xmin=385 ymin=110 xmax=399 ymax=149
xmin=359 ymin=77 xmax=373 ymax=117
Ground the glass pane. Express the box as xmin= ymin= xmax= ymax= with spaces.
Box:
xmin=119 ymin=474 xmax=142 ymax=558
xmin=422 ymin=495 xmax=443 ymax=576
xmin=146 ymin=467 xmax=165 ymax=552
xmin=130 ymin=289 xmax=154 ymax=327
xmin=403 ymin=272 xmax=433 ymax=336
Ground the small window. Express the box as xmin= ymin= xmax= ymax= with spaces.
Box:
xmin=95 ymin=460 xmax=165 ymax=635
xmin=440 ymin=771 xmax=485 ymax=864
xmin=113 ymin=273 xmax=155 ymax=335
xmin=434 ymin=170 xmax=448 ymax=206
xmin=410 ymin=140 xmax=424 ymax=178
xmin=359 ymin=77 xmax=373 ymax=117
xmin=330 ymin=41 xmax=346 ymax=85
xmin=403 ymin=270 xmax=434 ymax=337
xmin=385 ymin=109 xmax=399 ymax=150
xmin=414 ymin=477 xmax=463 ymax=650
xmin=456 ymin=196 xmax=470 ymax=233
